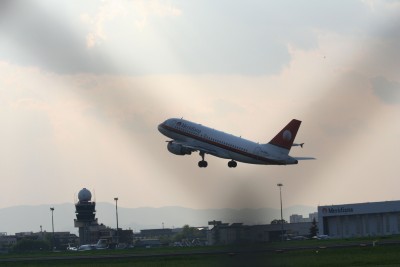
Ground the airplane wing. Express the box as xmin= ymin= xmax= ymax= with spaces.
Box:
xmin=293 ymin=157 xmax=316 ymax=160
xmin=171 ymin=141 xmax=219 ymax=156
xmin=186 ymin=146 xmax=219 ymax=156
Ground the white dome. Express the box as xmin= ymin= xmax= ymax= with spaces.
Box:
xmin=78 ymin=188 xmax=92 ymax=202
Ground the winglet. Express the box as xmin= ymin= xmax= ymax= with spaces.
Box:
xmin=268 ymin=119 xmax=301 ymax=150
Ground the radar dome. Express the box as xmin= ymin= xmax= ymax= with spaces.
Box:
xmin=78 ymin=188 xmax=92 ymax=202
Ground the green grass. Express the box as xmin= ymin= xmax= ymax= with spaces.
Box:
xmin=3 ymin=237 xmax=400 ymax=267
xmin=3 ymin=247 xmax=400 ymax=267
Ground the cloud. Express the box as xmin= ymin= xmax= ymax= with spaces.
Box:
xmin=1 ymin=1 xmax=400 ymax=212
xmin=81 ymin=0 xmax=183 ymax=49
xmin=81 ymin=1 xmax=128 ymax=48
xmin=0 ymin=0 xmax=112 ymax=74
xmin=0 ymin=0 xmax=375 ymax=75
xmin=133 ymin=0 xmax=182 ymax=30
xmin=371 ymin=76 xmax=400 ymax=104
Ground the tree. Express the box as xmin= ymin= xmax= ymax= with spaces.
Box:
xmin=173 ymin=225 xmax=204 ymax=243
xmin=309 ymin=218 xmax=318 ymax=238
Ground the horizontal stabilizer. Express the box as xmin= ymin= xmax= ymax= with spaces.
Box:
xmin=292 ymin=143 xmax=304 ymax=148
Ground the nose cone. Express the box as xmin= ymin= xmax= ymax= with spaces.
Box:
xmin=158 ymin=123 xmax=164 ymax=133
xmin=158 ymin=119 xmax=174 ymax=136
xmin=158 ymin=122 xmax=168 ymax=136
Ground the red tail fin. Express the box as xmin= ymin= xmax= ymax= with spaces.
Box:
xmin=268 ymin=119 xmax=301 ymax=150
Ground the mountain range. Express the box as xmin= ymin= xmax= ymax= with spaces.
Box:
xmin=0 ymin=203 xmax=316 ymax=235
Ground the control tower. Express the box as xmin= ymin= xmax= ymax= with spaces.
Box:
xmin=74 ymin=188 xmax=98 ymax=245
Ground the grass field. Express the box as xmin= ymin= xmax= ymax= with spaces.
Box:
xmin=2 ymin=238 xmax=400 ymax=266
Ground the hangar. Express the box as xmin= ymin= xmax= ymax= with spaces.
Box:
xmin=318 ymin=200 xmax=400 ymax=238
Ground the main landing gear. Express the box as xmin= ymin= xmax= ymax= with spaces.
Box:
xmin=228 ymin=160 xmax=237 ymax=168
xmin=198 ymin=151 xmax=208 ymax=168
xmin=197 ymin=152 xmax=237 ymax=168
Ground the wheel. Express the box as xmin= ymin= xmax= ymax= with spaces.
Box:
xmin=228 ymin=160 xmax=237 ymax=168
xmin=198 ymin=160 xmax=208 ymax=168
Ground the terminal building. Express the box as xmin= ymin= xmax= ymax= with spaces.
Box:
xmin=318 ymin=200 xmax=400 ymax=238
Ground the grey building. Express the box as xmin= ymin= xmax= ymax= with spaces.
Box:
xmin=318 ymin=200 xmax=400 ymax=238
xmin=207 ymin=222 xmax=312 ymax=245
xmin=290 ymin=212 xmax=318 ymax=223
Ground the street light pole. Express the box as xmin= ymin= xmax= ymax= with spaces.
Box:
xmin=277 ymin=183 xmax=284 ymax=241
xmin=50 ymin=207 xmax=55 ymax=250
xmin=114 ymin=197 xmax=119 ymax=244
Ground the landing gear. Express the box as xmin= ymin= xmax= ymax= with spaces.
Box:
xmin=198 ymin=151 xmax=208 ymax=168
xmin=198 ymin=160 xmax=208 ymax=168
xmin=228 ymin=160 xmax=237 ymax=168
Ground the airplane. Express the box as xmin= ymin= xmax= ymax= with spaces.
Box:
xmin=158 ymin=118 xmax=315 ymax=168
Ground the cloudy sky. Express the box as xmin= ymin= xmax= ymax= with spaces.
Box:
xmin=1 ymin=0 xmax=400 ymax=215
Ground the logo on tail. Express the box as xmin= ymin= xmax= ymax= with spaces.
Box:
xmin=282 ymin=130 xmax=292 ymax=141
xmin=269 ymin=119 xmax=301 ymax=150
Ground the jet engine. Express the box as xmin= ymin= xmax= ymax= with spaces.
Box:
xmin=167 ymin=142 xmax=192 ymax=155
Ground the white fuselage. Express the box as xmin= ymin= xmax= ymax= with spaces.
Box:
xmin=158 ymin=118 xmax=298 ymax=165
